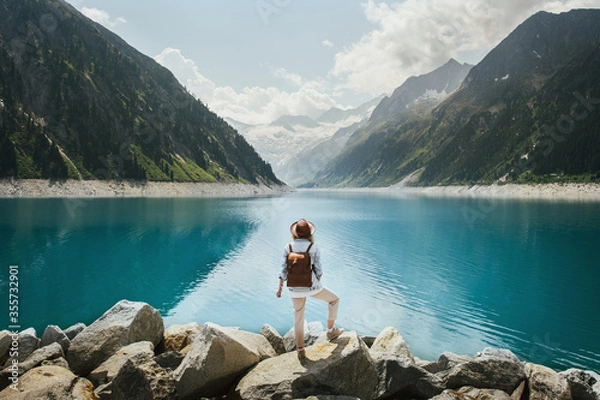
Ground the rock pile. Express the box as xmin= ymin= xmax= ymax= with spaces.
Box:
xmin=1 ymin=299 xmax=599 ymax=400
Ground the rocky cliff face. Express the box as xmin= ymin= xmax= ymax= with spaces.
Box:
xmin=1 ymin=300 xmax=599 ymax=399
xmin=0 ymin=0 xmax=281 ymax=185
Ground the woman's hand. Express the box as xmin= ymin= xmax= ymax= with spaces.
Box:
xmin=276 ymin=287 xmax=283 ymax=298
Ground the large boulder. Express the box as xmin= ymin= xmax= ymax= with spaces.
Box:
xmin=88 ymin=341 xmax=155 ymax=387
xmin=283 ymin=321 xmax=326 ymax=352
xmin=235 ymin=331 xmax=378 ymax=400
xmin=12 ymin=328 xmax=40 ymax=363
xmin=421 ymin=352 xmax=473 ymax=374
xmin=173 ymin=322 xmax=276 ymax=399
xmin=159 ymin=322 xmax=201 ymax=353
xmin=0 ymin=342 xmax=64 ymax=390
xmin=374 ymin=354 xmax=445 ymax=399
xmin=525 ymin=363 xmax=572 ymax=400
xmin=0 ymin=365 xmax=95 ymax=400
xmin=260 ymin=323 xmax=286 ymax=355
xmin=66 ymin=300 xmax=164 ymax=376
xmin=559 ymin=369 xmax=600 ymax=400
xmin=431 ymin=386 xmax=512 ymax=399
xmin=64 ymin=323 xmax=86 ymax=340
xmin=40 ymin=325 xmax=71 ymax=353
xmin=445 ymin=348 xmax=526 ymax=394
xmin=369 ymin=327 xmax=414 ymax=362
xmin=95 ymin=355 xmax=176 ymax=400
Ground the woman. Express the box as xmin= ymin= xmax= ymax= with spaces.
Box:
xmin=276 ymin=218 xmax=343 ymax=359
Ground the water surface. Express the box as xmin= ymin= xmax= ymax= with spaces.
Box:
xmin=0 ymin=190 xmax=598 ymax=372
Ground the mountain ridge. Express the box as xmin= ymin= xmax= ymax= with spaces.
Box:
xmin=311 ymin=9 xmax=600 ymax=187
xmin=0 ymin=0 xmax=281 ymax=185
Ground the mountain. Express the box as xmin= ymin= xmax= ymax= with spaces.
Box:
xmin=370 ymin=59 xmax=472 ymax=122
xmin=233 ymin=96 xmax=383 ymax=186
xmin=0 ymin=0 xmax=281 ymax=185
xmin=312 ymin=9 xmax=600 ymax=187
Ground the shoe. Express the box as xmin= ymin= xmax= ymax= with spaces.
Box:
xmin=297 ymin=347 xmax=307 ymax=360
xmin=326 ymin=327 xmax=344 ymax=341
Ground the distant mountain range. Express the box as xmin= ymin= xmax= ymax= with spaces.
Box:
xmin=0 ymin=0 xmax=281 ymax=185
xmin=311 ymin=9 xmax=600 ymax=187
xmin=229 ymin=96 xmax=383 ymax=186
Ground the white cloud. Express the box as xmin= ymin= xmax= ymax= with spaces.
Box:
xmin=322 ymin=39 xmax=335 ymax=48
xmin=331 ymin=0 xmax=600 ymax=97
xmin=81 ymin=7 xmax=127 ymax=28
xmin=154 ymin=48 xmax=338 ymax=125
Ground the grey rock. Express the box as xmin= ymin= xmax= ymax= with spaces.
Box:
xmin=40 ymin=325 xmax=71 ymax=353
xmin=422 ymin=352 xmax=473 ymax=374
xmin=0 ymin=342 xmax=64 ymax=390
xmin=154 ymin=351 xmax=185 ymax=371
xmin=374 ymin=354 xmax=445 ymax=399
xmin=88 ymin=341 xmax=155 ymax=387
xmin=42 ymin=356 xmax=71 ymax=369
xmin=369 ymin=326 xmax=414 ymax=362
xmin=431 ymin=386 xmax=512 ymax=399
xmin=260 ymin=323 xmax=286 ymax=354
xmin=446 ymin=347 xmax=526 ymax=394
xmin=283 ymin=320 xmax=326 ymax=352
xmin=95 ymin=355 xmax=176 ymax=400
xmin=13 ymin=328 xmax=40 ymax=363
xmin=525 ymin=362 xmax=572 ymax=400
xmin=174 ymin=322 xmax=276 ymax=399
xmin=235 ymin=331 xmax=378 ymax=400
xmin=66 ymin=299 xmax=164 ymax=376
xmin=64 ymin=323 xmax=86 ymax=340
xmin=559 ymin=369 xmax=600 ymax=400
xmin=158 ymin=322 xmax=201 ymax=353
xmin=0 ymin=331 xmax=11 ymax=365
xmin=0 ymin=365 xmax=96 ymax=400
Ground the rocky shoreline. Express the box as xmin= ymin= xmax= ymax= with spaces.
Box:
xmin=2 ymin=179 xmax=600 ymax=201
xmin=1 ymin=300 xmax=599 ymax=400
xmin=0 ymin=179 xmax=291 ymax=198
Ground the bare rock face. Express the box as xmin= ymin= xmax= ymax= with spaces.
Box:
xmin=369 ymin=326 xmax=414 ymax=362
xmin=560 ymin=368 xmax=600 ymax=400
xmin=235 ymin=331 xmax=378 ymax=400
xmin=40 ymin=325 xmax=71 ymax=353
xmin=159 ymin=323 xmax=201 ymax=353
xmin=95 ymin=355 xmax=176 ymax=400
xmin=66 ymin=300 xmax=164 ymax=376
xmin=0 ymin=365 xmax=96 ymax=400
xmin=88 ymin=341 xmax=155 ymax=387
xmin=260 ymin=323 xmax=286 ymax=355
xmin=525 ymin=362 xmax=572 ymax=400
xmin=445 ymin=347 xmax=526 ymax=394
xmin=0 ymin=342 xmax=64 ymax=390
xmin=173 ymin=322 xmax=276 ymax=399
xmin=374 ymin=354 xmax=445 ymax=399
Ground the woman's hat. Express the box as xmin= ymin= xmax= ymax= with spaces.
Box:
xmin=290 ymin=219 xmax=315 ymax=239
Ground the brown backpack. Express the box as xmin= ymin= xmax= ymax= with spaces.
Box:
xmin=286 ymin=243 xmax=313 ymax=287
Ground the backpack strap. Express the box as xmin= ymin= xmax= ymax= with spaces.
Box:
xmin=288 ymin=243 xmax=293 ymax=253
xmin=305 ymin=243 xmax=313 ymax=254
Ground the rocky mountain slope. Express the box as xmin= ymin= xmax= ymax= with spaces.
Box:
xmin=312 ymin=10 xmax=600 ymax=187
xmin=0 ymin=0 xmax=281 ymax=185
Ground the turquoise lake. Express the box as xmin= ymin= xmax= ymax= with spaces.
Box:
xmin=1 ymin=190 xmax=599 ymax=372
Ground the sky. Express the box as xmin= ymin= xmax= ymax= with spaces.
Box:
xmin=65 ymin=0 xmax=600 ymax=125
